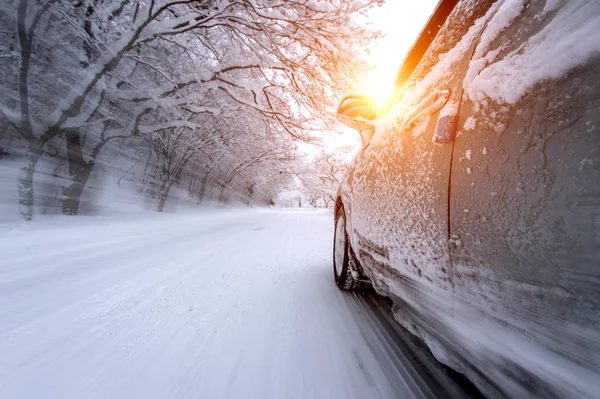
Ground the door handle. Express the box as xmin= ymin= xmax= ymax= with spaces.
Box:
xmin=403 ymin=89 xmax=450 ymax=131
xmin=433 ymin=100 xmax=459 ymax=144
xmin=401 ymin=89 xmax=460 ymax=144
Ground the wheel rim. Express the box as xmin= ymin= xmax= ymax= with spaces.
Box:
xmin=334 ymin=215 xmax=346 ymax=277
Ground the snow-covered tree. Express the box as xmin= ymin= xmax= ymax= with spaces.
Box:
xmin=1 ymin=0 xmax=379 ymax=219
xmin=297 ymin=144 xmax=357 ymax=207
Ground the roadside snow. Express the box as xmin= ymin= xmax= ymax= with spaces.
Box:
xmin=0 ymin=209 xmax=465 ymax=399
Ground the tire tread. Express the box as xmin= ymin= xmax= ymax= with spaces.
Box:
xmin=334 ymin=205 xmax=371 ymax=291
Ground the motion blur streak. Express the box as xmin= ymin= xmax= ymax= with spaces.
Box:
xmin=0 ymin=210 xmax=477 ymax=399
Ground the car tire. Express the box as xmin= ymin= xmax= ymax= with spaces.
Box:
xmin=333 ymin=205 xmax=370 ymax=291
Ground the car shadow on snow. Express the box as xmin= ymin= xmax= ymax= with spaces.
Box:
xmin=303 ymin=262 xmax=486 ymax=398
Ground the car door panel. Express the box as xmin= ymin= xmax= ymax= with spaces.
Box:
xmin=345 ymin=0 xmax=497 ymax=300
xmin=348 ymin=108 xmax=454 ymax=292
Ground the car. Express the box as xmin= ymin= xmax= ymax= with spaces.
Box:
xmin=333 ymin=0 xmax=600 ymax=397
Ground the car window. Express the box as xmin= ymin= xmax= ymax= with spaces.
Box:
xmin=386 ymin=0 xmax=494 ymax=109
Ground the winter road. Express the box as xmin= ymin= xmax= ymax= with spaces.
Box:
xmin=0 ymin=209 xmax=479 ymax=399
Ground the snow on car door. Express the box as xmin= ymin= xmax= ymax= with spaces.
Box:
xmin=448 ymin=1 xmax=600 ymax=397
xmin=347 ymin=2 xmax=494 ymax=302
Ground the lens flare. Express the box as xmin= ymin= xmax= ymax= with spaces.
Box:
xmin=363 ymin=1 xmax=440 ymax=110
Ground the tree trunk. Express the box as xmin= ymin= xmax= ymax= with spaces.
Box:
xmin=197 ymin=174 xmax=209 ymax=204
xmin=156 ymin=180 xmax=175 ymax=212
xmin=217 ymin=184 xmax=228 ymax=207
xmin=245 ymin=184 xmax=254 ymax=206
xmin=157 ymin=192 xmax=168 ymax=212
xmin=18 ymin=141 xmax=44 ymax=221
xmin=60 ymin=161 xmax=94 ymax=215
xmin=60 ymin=131 xmax=94 ymax=215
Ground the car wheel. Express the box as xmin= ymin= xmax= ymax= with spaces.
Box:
xmin=333 ymin=205 xmax=370 ymax=291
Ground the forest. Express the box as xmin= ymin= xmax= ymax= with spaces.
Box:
xmin=0 ymin=0 xmax=379 ymax=221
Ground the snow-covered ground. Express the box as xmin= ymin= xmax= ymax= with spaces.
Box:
xmin=0 ymin=209 xmax=476 ymax=399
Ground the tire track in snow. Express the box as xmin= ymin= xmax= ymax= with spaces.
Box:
xmin=0 ymin=209 xmax=481 ymax=399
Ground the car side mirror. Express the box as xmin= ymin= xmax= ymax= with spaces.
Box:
xmin=336 ymin=93 xmax=377 ymax=148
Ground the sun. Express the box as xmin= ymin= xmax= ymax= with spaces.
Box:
xmin=363 ymin=62 xmax=399 ymax=111
xmin=362 ymin=1 xmax=440 ymax=111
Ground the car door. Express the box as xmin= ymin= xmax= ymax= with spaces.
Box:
xmin=345 ymin=1 xmax=494 ymax=300
xmin=448 ymin=1 xmax=600 ymax=397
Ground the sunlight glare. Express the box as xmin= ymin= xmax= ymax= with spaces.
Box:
xmin=363 ymin=1 xmax=440 ymax=110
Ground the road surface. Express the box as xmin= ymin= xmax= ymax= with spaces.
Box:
xmin=0 ymin=209 xmax=480 ymax=399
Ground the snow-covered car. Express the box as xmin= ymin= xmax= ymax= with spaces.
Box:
xmin=333 ymin=0 xmax=600 ymax=397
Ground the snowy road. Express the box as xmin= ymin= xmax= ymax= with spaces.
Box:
xmin=0 ymin=209 xmax=478 ymax=399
